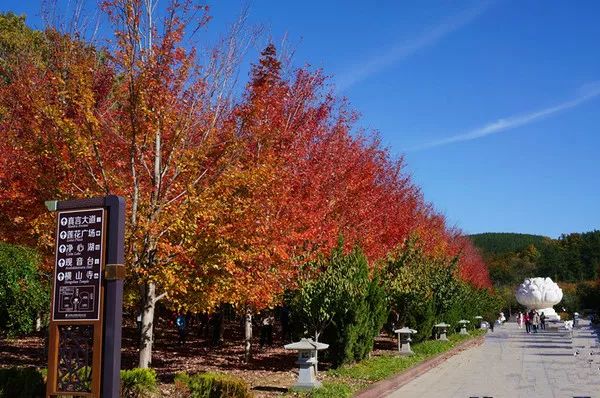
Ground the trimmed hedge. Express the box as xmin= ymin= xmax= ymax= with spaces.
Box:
xmin=0 ymin=367 xmax=44 ymax=398
xmin=175 ymin=372 xmax=252 ymax=398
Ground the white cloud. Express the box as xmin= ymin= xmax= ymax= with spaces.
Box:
xmin=335 ymin=2 xmax=493 ymax=92
xmin=408 ymin=82 xmax=600 ymax=151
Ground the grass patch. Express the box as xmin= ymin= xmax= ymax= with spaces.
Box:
xmin=292 ymin=329 xmax=485 ymax=397
xmin=299 ymin=382 xmax=353 ymax=398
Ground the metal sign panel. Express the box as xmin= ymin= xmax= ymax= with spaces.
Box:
xmin=52 ymin=208 xmax=105 ymax=321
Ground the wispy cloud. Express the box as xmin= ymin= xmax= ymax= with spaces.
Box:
xmin=335 ymin=2 xmax=493 ymax=92
xmin=408 ymin=81 xmax=600 ymax=151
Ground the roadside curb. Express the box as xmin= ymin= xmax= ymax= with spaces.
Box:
xmin=354 ymin=334 xmax=486 ymax=398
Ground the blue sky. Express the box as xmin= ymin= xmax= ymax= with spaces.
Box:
xmin=3 ymin=1 xmax=599 ymax=238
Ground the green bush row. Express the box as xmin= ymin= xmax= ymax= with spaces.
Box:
xmin=289 ymin=239 xmax=499 ymax=369
xmin=0 ymin=367 xmax=253 ymax=398
xmin=383 ymin=237 xmax=499 ymax=343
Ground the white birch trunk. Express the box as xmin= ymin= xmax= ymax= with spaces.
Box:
xmin=314 ymin=331 xmax=320 ymax=374
xmin=244 ymin=310 xmax=252 ymax=363
xmin=138 ymin=281 xmax=156 ymax=368
xmin=35 ymin=312 xmax=42 ymax=332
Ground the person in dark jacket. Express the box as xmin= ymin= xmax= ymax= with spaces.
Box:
xmin=175 ymin=313 xmax=187 ymax=345
xmin=540 ymin=312 xmax=546 ymax=330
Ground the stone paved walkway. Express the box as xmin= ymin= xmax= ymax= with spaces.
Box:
xmin=387 ymin=320 xmax=600 ymax=398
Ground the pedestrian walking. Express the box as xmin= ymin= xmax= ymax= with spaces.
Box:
xmin=517 ymin=311 xmax=523 ymax=329
xmin=532 ymin=310 xmax=540 ymax=334
xmin=260 ymin=312 xmax=274 ymax=347
xmin=540 ymin=312 xmax=546 ymax=330
xmin=499 ymin=312 xmax=506 ymax=324
xmin=280 ymin=305 xmax=291 ymax=342
xmin=524 ymin=311 xmax=531 ymax=333
xmin=175 ymin=313 xmax=187 ymax=345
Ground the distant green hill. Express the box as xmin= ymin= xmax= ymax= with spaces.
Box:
xmin=469 ymin=232 xmax=549 ymax=255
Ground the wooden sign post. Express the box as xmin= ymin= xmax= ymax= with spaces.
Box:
xmin=46 ymin=196 xmax=125 ymax=398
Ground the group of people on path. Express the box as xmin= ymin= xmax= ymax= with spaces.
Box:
xmin=517 ymin=310 xmax=546 ymax=333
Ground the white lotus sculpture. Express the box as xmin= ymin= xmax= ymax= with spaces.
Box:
xmin=515 ymin=277 xmax=563 ymax=320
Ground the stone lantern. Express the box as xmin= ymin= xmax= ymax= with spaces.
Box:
xmin=434 ymin=322 xmax=450 ymax=341
xmin=394 ymin=327 xmax=417 ymax=355
xmin=284 ymin=338 xmax=329 ymax=390
xmin=474 ymin=315 xmax=483 ymax=328
xmin=458 ymin=320 xmax=470 ymax=335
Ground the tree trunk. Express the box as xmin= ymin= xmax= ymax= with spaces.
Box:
xmin=211 ymin=309 xmax=225 ymax=346
xmin=314 ymin=331 xmax=320 ymax=374
xmin=35 ymin=312 xmax=42 ymax=332
xmin=218 ymin=311 xmax=225 ymax=343
xmin=138 ymin=282 xmax=156 ymax=368
xmin=244 ymin=310 xmax=252 ymax=363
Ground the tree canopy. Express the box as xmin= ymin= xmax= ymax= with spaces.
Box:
xmin=0 ymin=5 xmax=491 ymax=366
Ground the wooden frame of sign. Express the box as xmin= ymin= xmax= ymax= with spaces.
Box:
xmin=45 ymin=196 xmax=125 ymax=398
xmin=46 ymin=207 xmax=106 ymax=397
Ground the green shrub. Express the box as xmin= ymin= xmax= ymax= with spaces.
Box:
xmin=0 ymin=367 xmax=45 ymax=398
xmin=383 ymin=238 xmax=458 ymax=342
xmin=383 ymin=237 xmax=500 ymax=341
xmin=120 ymin=368 xmax=158 ymax=398
xmin=0 ymin=243 xmax=49 ymax=336
xmin=400 ymin=295 xmax=436 ymax=342
xmin=323 ymin=268 xmax=387 ymax=366
xmin=291 ymin=243 xmax=387 ymax=367
xmin=174 ymin=372 xmax=252 ymax=398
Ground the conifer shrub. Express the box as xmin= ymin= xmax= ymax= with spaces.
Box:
xmin=174 ymin=372 xmax=252 ymax=398
xmin=323 ymin=269 xmax=387 ymax=366
xmin=400 ymin=296 xmax=436 ymax=342
xmin=291 ymin=243 xmax=387 ymax=367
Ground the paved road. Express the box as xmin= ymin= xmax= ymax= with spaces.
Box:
xmin=387 ymin=320 xmax=600 ymax=398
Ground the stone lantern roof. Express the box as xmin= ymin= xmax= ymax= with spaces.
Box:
xmin=394 ymin=327 xmax=417 ymax=334
xmin=284 ymin=338 xmax=329 ymax=351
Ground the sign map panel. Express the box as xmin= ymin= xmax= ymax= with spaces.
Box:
xmin=52 ymin=208 xmax=105 ymax=321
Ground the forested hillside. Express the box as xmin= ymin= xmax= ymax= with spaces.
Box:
xmin=471 ymin=231 xmax=600 ymax=284
xmin=469 ymin=233 xmax=548 ymax=255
